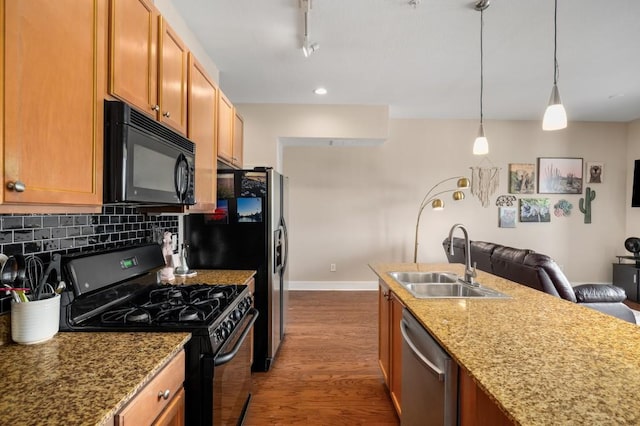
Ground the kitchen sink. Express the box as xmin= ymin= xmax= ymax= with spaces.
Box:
xmin=388 ymin=271 xmax=458 ymax=284
xmin=388 ymin=271 xmax=510 ymax=299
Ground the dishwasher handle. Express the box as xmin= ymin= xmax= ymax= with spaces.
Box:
xmin=400 ymin=318 xmax=445 ymax=382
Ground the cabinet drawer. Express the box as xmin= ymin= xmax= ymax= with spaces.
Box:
xmin=116 ymin=350 xmax=185 ymax=425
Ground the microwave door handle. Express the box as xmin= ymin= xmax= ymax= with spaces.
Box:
xmin=174 ymin=154 xmax=188 ymax=202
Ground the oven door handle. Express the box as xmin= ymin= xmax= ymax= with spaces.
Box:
xmin=214 ymin=308 xmax=259 ymax=366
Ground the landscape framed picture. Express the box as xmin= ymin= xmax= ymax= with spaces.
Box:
xmin=537 ymin=157 xmax=583 ymax=194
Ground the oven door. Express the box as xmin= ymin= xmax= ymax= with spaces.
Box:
xmin=204 ymin=308 xmax=258 ymax=426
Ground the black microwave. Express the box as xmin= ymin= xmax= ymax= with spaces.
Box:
xmin=104 ymin=100 xmax=196 ymax=205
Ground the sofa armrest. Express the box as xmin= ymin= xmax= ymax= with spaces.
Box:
xmin=573 ymin=284 xmax=627 ymax=303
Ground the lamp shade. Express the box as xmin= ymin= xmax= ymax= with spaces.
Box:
xmin=473 ymin=123 xmax=489 ymax=155
xmin=457 ymin=177 xmax=470 ymax=189
xmin=452 ymin=191 xmax=465 ymax=201
xmin=542 ymin=85 xmax=567 ymax=130
xmin=431 ymin=199 xmax=444 ymax=210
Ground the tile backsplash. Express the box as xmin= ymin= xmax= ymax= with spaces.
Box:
xmin=0 ymin=206 xmax=180 ymax=314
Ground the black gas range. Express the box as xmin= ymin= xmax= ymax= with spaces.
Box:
xmin=58 ymin=244 xmax=258 ymax=426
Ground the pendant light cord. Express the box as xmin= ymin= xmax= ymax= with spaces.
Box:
xmin=553 ymin=0 xmax=558 ymax=85
xmin=479 ymin=7 xmax=484 ymax=124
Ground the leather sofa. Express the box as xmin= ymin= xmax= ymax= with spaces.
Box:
xmin=442 ymin=237 xmax=637 ymax=324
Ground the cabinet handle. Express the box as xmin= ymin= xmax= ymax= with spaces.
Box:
xmin=151 ymin=104 xmax=160 ymax=112
xmin=158 ymin=389 xmax=171 ymax=400
xmin=6 ymin=181 xmax=26 ymax=192
xmin=163 ymin=111 xmax=171 ymax=118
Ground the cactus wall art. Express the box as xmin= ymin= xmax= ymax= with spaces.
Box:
xmin=579 ymin=187 xmax=596 ymax=224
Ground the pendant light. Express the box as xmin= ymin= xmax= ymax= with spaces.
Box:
xmin=542 ymin=0 xmax=567 ymax=131
xmin=473 ymin=0 xmax=490 ymax=156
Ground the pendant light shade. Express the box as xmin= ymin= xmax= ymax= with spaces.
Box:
xmin=473 ymin=0 xmax=490 ymax=155
xmin=542 ymin=84 xmax=567 ymax=130
xmin=543 ymin=0 xmax=567 ymax=131
xmin=473 ymin=123 xmax=489 ymax=155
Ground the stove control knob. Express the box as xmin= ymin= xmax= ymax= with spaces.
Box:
xmin=219 ymin=328 xmax=229 ymax=340
xmin=232 ymin=309 xmax=242 ymax=321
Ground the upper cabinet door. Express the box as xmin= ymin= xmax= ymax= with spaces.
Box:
xmin=187 ymin=54 xmax=217 ymax=213
xmin=108 ymin=0 xmax=159 ymax=118
xmin=217 ymin=90 xmax=234 ymax=164
xmin=1 ymin=0 xmax=106 ymax=208
xmin=158 ymin=18 xmax=188 ymax=135
xmin=232 ymin=110 xmax=244 ymax=168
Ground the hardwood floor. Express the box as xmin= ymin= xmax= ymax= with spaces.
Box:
xmin=245 ymin=291 xmax=399 ymax=425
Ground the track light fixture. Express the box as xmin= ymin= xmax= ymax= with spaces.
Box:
xmin=301 ymin=0 xmax=319 ymax=57
xmin=473 ymin=0 xmax=490 ymax=156
xmin=542 ymin=0 xmax=567 ymax=131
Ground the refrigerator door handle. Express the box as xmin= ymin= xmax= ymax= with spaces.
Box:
xmin=281 ymin=218 xmax=289 ymax=272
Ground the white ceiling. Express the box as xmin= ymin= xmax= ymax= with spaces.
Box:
xmin=172 ymin=0 xmax=640 ymax=122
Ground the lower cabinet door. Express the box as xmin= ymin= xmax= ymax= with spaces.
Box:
xmin=152 ymin=387 xmax=185 ymax=426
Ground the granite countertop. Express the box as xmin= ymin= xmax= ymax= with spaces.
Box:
xmin=370 ymin=262 xmax=640 ymax=425
xmin=0 ymin=331 xmax=190 ymax=425
xmin=0 ymin=268 xmax=255 ymax=425
xmin=171 ymin=269 xmax=256 ymax=286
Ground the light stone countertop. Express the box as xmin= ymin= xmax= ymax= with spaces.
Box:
xmin=370 ymin=262 xmax=640 ymax=426
xmin=0 ymin=269 xmax=255 ymax=425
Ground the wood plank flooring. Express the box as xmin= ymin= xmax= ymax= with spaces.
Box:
xmin=245 ymin=291 xmax=399 ymax=425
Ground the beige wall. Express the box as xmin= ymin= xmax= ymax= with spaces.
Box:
xmin=238 ymin=104 xmax=631 ymax=287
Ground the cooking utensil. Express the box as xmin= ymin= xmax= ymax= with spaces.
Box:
xmin=25 ymin=255 xmax=44 ymax=295
xmin=35 ymin=254 xmax=61 ymax=301
xmin=1 ymin=254 xmax=26 ymax=286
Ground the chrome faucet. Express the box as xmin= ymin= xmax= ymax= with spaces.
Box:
xmin=447 ymin=223 xmax=477 ymax=286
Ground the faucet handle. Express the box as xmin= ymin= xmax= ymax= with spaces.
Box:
xmin=471 ymin=261 xmax=478 ymax=277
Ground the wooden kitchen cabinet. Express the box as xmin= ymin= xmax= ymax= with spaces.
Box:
xmin=0 ymin=0 xmax=107 ymax=211
xmin=116 ymin=349 xmax=186 ymax=426
xmin=459 ymin=367 xmax=513 ymax=426
xmin=378 ymin=281 xmax=391 ymax=385
xmin=187 ymin=53 xmax=218 ymax=212
xmin=217 ymin=90 xmax=235 ymax=165
xmin=232 ymin=109 xmax=244 ymax=168
xmin=152 ymin=388 xmax=185 ymax=426
xmin=109 ymin=0 xmax=188 ymax=135
xmin=378 ymin=279 xmax=404 ymax=416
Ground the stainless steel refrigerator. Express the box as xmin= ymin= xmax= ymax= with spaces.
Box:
xmin=185 ymin=167 xmax=289 ymax=372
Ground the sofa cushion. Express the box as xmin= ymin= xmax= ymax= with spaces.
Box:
xmin=574 ymin=284 xmax=627 ymax=303
xmin=523 ymin=253 xmax=577 ymax=302
xmin=442 ymin=237 xmax=466 ymax=264
xmin=470 ymin=241 xmax=497 ymax=273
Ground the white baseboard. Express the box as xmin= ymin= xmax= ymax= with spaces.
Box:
xmin=289 ymin=281 xmax=378 ymax=291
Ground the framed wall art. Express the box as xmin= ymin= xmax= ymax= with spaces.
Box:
xmin=498 ymin=207 xmax=517 ymax=228
xmin=586 ymin=161 xmax=604 ymax=184
xmin=537 ymin=157 xmax=583 ymax=194
xmin=508 ymin=163 xmax=535 ymax=194
xmin=519 ymin=198 xmax=551 ymax=223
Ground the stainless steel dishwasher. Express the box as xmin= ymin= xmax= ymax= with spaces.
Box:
xmin=400 ymin=309 xmax=458 ymax=426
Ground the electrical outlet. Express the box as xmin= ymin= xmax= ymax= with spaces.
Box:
xmin=330 ymin=263 xmax=337 ymax=272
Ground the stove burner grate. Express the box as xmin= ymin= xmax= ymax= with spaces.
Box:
xmin=97 ymin=284 xmax=238 ymax=325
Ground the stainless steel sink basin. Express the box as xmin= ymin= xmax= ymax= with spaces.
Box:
xmin=388 ymin=271 xmax=458 ymax=284
xmin=388 ymin=271 xmax=510 ymax=299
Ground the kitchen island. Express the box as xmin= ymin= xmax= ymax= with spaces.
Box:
xmin=0 ymin=269 xmax=255 ymax=425
xmin=371 ymin=262 xmax=640 ymax=425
